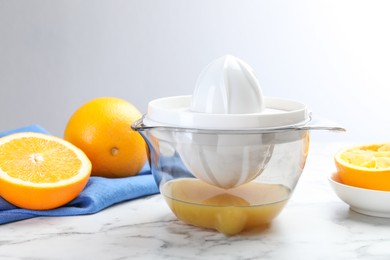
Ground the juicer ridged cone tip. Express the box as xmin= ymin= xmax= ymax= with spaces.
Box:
xmin=191 ymin=55 xmax=265 ymax=115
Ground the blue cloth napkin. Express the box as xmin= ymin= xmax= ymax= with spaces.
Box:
xmin=0 ymin=125 xmax=159 ymax=224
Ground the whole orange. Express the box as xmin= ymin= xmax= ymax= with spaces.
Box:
xmin=64 ymin=97 xmax=147 ymax=178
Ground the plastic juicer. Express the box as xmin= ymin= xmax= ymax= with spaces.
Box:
xmin=132 ymin=55 xmax=344 ymax=235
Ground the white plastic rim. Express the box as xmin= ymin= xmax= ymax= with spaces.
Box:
xmin=145 ymin=95 xmax=309 ymax=129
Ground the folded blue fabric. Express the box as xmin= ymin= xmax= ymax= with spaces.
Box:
xmin=0 ymin=125 xmax=159 ymax=224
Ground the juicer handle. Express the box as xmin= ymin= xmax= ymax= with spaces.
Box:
xmin=296 ymin=115 xmax=346 ymax=132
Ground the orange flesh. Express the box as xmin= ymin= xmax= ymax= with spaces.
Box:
xmin=0 ymin=137 xmax=81 ymax=183
xmin=339 ymin=144 xmax=390 ymax=170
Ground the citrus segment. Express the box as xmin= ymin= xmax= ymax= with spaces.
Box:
xmin=64 ymin=97 xmax=147 ymax=178
xmin=0 ymin=132 xmax=91 ymax=210
xmin=335 ymin=143 xmax=390 ymax=191
xmin=337 ymin=144 xmax=390 ymax=169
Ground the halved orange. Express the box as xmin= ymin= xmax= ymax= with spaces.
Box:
xmin=0 ymin=132 xmax=92 ymax=210
xmin=335 ymin=143 xmax=390 ymax=191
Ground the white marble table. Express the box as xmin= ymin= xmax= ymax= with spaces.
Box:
xmin=1 ymin=142 xmax=390 ymax=260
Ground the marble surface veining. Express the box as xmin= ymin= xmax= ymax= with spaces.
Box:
xmin=1 ymin=142 xmax=390 ymax=260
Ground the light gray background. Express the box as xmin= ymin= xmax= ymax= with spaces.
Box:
xmin=1 ymin=0 xmax=389 ymax=142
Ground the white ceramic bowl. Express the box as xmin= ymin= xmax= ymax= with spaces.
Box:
xmin=329 ymin=173 xmax=390 ymax=218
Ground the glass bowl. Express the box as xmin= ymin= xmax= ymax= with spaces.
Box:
xmin=133 ymin=120 xmax=310 ymax=235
